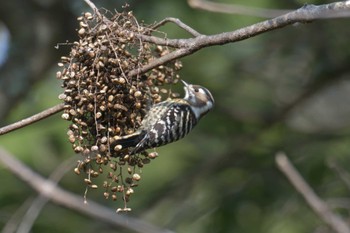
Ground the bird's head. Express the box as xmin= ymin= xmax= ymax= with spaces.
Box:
xmin=182 ymin=80 xmax=214 ymax=119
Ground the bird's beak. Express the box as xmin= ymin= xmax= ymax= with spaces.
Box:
xmin=181 ymin=80 xmax=189 ymax=87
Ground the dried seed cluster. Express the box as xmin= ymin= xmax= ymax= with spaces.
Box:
xmin=57 ymin=10 xmax=182 ymax=210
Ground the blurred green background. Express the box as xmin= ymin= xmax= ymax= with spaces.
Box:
xmin=1 ymin=0 xmax=350 ymax=232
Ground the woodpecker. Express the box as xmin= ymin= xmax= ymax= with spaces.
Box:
xmin=112 ymin=80 xmax=214 ymax=155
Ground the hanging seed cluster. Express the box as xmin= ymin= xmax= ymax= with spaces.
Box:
xmin=56 ymin=10 xmax=182 ymax=210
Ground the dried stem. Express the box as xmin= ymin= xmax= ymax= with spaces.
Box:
xmin=0 ymin=103 xmax=64 ymax=136
xmin=276 ymin=152 xmax=350 ymax=233
xmin=0 ymin=148 xmax=174 ymax=233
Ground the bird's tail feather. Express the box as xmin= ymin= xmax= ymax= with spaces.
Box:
xmin=112 ymin=131 xmax=146 ymax=150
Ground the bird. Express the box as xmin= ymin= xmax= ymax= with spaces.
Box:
xmin=111 ymin=80 xmax=214 ymax=155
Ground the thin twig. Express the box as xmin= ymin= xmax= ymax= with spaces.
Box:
xmin=0 ymin=103 xmax=64 ymax=136
xmin=0 ymin=148 xmax=174 ymax=233
xmin=151 ymin=17 xmax=202 ymax=37
xmin=276 ymin=152 xmax=350 ymax=233
xmin=83 ymin=0 xmax=102 ymax=18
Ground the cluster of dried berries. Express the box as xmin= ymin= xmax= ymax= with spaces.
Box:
xmin=56 ymin=10 xmax=182 ymax=210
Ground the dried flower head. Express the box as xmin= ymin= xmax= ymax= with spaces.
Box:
xmin=57 ymin=10 xmax=182 ymax=210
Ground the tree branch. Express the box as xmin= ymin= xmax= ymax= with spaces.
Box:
xmin=132 ymin=1 xmax=350 ymax=77
xmin=15 ymin=157 xmax=76 ymax=233
xmin=275 ymin=152 xmax=350 ymax=233
xmin=81 ymin=1 xmax=350 ymax=78
xmin=0 ymin=148 xmax=174 ymax=233
xmin=0 ymin=103 xmax=64 ymax=136
xmin=188 ymin=0 xmax=292 ymax=18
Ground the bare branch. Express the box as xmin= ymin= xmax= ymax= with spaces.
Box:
xmin=276 ymin=152 xmax=350 ymax=233
xmin=131 ymin=1 xmax=350 ymax=77
xmin=188 ymin=0 xmax=291 ymax=18
xmin=81 ymin=1 xmax=350 ymax=78
xmin=16 ymin=157 xmax=76 ymax=233
xmin=2 ymin=158 xmax=75 ymax=233
xmin=0 ymin=148 xmax=174 ymax=233
xmin=1 ymin=198 xmax=34 ymax=233
xmin=0 ymin=103 xmax=64 ymax=136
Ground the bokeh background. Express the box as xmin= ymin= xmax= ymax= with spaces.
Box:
xmin=1 ymin=0 xmax=350 ymax=232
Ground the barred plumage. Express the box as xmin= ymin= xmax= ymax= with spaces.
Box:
xmin=112 ymin=80 xmax=214 ymax=154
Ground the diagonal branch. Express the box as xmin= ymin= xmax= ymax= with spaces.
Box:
xmin=0 ymin=148 xmax=174 ymax=233
xmin=15 ymin=157 xmax=76 ymax=233
xmin=129 ymin=1 xmax=350 ymax=77
xmin=0 ymin=103 xmax=64 ymax=136
xmin=276 ymin=152 xmax=350 ymax=233
xmin=80 ymin=1 xmax=350 ymax=79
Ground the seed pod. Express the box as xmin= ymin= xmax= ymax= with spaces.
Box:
xmin=69 ymin=109 xmax=77 ymax=116
xmin=101 ymin=137 xmax=108 ymax=143
xmin=108 ymin=95 xmax=114 ymax=102
xmin=80 ymin=21 xmax=88 ymax=28
xmin=96 ymin=112 xmax=102 ymax=119
xmin=74 ymin=146 xmax=83 ymax=153
xmin=103 ymin=192 xmax=110 ymax=199
xmin=84 ymin=178 xmax=92 ymax=185
xmin=132 ymin=173 xmax=141 ymax=181
xmin=148 ymin=152 xmax=158 ymax=159
xmin=110 ymin=163 xmax=117 ymax=171
xmin=61 ymin=113 xmax=70 ymax=120
xmin=91 ymin=145 xmax=98 ymax=151
xmin=56 ymin=71 xmax=62 ymax=79
xmin=78 ymin=28 xmax=86 ymax=35
xmin=84 ymin=12 xmax=93 ymax=20
xmin=74 ymin=167 xmax=81 ymax=175
xmin=134 ymin=91 xmax=142 ymax=98
xmin=58 ymin=93 xmax=67 ymax=100
xmin=126 ymin=188 xmax=134 ymax=195
xmin=68 ymin=135 xmax=76 ymax=143
xmin=114 ymin=144 xmax=122 ymax=151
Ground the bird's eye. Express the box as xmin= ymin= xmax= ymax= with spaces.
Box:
xmin=194 ymin=88 xmax=199 ymax=92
